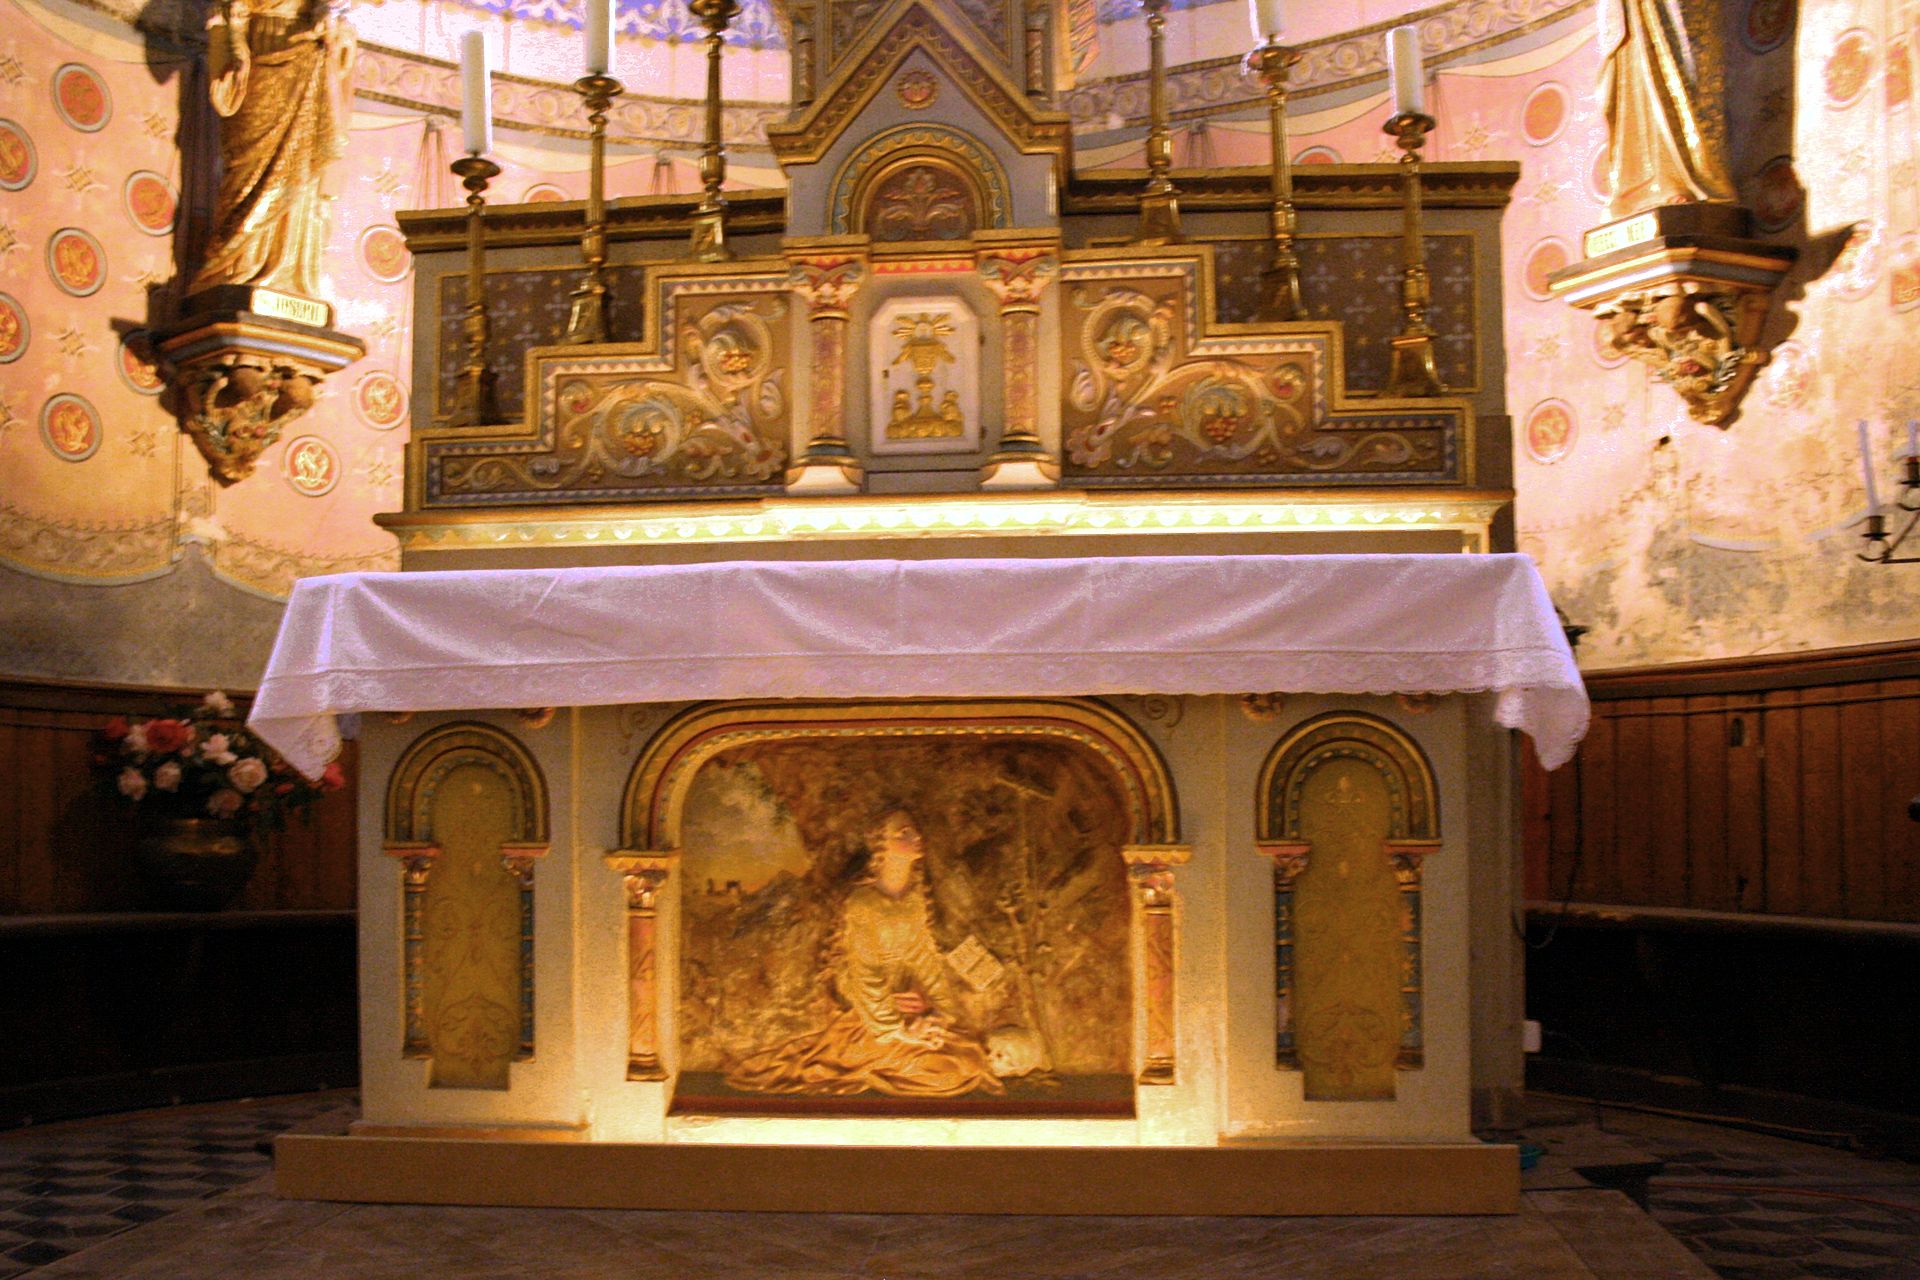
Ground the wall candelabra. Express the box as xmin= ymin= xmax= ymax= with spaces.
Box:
xmin=1859 ymin=424 xmax=1920 ymax=565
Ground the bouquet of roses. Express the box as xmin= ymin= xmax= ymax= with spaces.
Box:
xmin=95 ymin=690 xmax=344 ymax=828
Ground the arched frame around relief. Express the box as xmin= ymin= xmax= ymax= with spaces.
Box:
xmin=615 ymin=698 xmax=1188 ymax=1085
xmin=383 ymin=722 xmax=550 ymax=1063
xmin=1255 ymin=712 xmax=1440 ymax=1073
xmin=828 ymin=123 xmax=1013 ymax=238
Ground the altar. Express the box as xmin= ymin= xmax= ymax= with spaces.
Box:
xmin=252 ymin=553 xmax=1583 ymax=1215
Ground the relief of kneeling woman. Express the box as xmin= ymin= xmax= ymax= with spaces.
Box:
xmin=724 ymin=810 xmax=1004 ymax=1098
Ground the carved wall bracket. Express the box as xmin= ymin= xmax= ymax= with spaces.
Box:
xmin=1549 ymin=204 xmax=1796 ymax=428
xmin=157 ymin=310 xmax=364 ymax=485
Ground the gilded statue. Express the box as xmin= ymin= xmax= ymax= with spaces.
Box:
xmin=190 ymin=0 xmax=356 ymax=301
xmin=1597 ymin=0 xmax=1736 ymax=219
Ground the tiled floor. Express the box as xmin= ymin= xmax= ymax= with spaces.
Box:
xmin=0 ymin=1092 xmax=1913 ymax=1279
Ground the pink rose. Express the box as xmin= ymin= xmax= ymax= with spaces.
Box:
xmin=206 ymin=789 xmax=244 ymax=818
xmin=153 ymin=761 xmax=182 ymax=792
xmin=117 ymin=767 xmax=149 ymax=800
xmin=227 ymin=757 xmax=269 ymax=794
xmin=201 ymin=733 xmax=237 ymax=766
xmin=124 ymin=723 xmax=149 ymax=753
xmin=201 ymin=690 xmax=234 ymax=717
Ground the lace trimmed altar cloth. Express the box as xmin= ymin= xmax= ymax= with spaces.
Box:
xmin=249 ymin=553 xmax=1589 ymax=777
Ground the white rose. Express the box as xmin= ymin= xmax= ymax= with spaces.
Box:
xmin=206 ymin=788 xmax=244 ymax=818
xmin=117 ymin=767 xmax=149 ymax=800
xmin=227 ymin=757 xmax=269 ymax=794
xmin=153 ymin=761 xmax=182 ymax=792
xmin=201 ymin=690 xmax=235 ymax=717
xmin=124 ymin=724 xmax=148 ymax=754
xmin=201 ymin=733 xmax=237 ymax=766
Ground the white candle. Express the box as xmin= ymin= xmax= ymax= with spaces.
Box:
xmin=1388 ymin=25 xmax=1424 ymax=116
xmin=1859 ymin=420 xmax=1882 ymax=513
xmin=1248 ymin=0 xmax=1284 ymax=42
xmin=460 ymin=31 xmax=491 ymax=156
xmin=586 ymin=0 xmax=612 ymax=76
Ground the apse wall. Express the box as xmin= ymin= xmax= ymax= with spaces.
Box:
xmin=1 ymin=0 xmax=1914 ymax=687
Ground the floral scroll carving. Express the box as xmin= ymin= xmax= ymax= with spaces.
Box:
xmin=1593 ymin=286 xmax=1770 ymax=427
xmin=175 ymin=359 xmax=320 ymax=485
xmin=867 ymin=164 xmax=978 ymax=241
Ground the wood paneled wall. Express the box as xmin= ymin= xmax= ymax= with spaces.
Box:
xmin=0 ymin=678 xmax=357 ymax=914
xmin=1525 ymin=642 xmax=1920 ymax=924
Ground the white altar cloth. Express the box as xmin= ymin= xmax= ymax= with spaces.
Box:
xmin=249 ymin=554 xmax=1588 ymax=777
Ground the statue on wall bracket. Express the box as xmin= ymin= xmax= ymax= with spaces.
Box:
xmin=155 ymin=0 xmax=365 ymax=484
xmin=1548 ymin=0 xmax=1794 ymax=428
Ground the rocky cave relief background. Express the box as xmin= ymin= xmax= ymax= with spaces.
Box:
xmin=674 ymin=737 xmax=1135 ymax=1115
xmin=4 ymin=0 xmax=1918 ymax=682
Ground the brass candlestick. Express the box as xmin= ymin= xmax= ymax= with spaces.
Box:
xmin=1383 ymin=110 xmax=1444 ymax=397
xmin=449 ymin=154 xmax=501 ymax=425
xmin=1246 ymin=37 xmax=1303 ymax=321
xmin=562 ymin=72 xmax=622 ymax=345
xmin=1134 ymin=0 xmax=1181 ymax=244
xmin=689 ymin=0 xmax=740 ymax=262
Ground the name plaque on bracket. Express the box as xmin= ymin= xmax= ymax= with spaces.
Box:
xmin=1581 ymin=213 xmax=1658 ymax=259
xmin=868 ymin=294 xmax=981 ymax=456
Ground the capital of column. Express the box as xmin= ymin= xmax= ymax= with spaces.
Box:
xmin=1122 ymin=843 xmax=1191 ymax=910
xmin=1384 ymin=838 xmax=1442 ymax=886
xmin=382 ymin=841 xmax=441 ymax=886
xmin=977 ymin=248 xmax=1058 ymax=312
xmin=1256 ymin=839 xmax=1311 ymax=887
xmin=499 ymin=841 xmax=551 ymax=889
xmin=607 ymin=849 xmax=679 ymax=912
xmin=788 ymin=253 xmax=867 ymax=318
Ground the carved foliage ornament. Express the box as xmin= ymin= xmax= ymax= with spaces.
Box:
xmin=1593 ymin=285 xmax=1768 ymax=426
xmin=176 ymin=358 xmax=319 ymax=486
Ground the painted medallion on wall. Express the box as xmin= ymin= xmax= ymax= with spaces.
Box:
xmin=1520 ymin=82 xmax=1569 ymax=146
xmin=1891 ymin=233 xmax=1920 ymax=313
xmin=896 ymin=68 xmax=938 ymax=109
xmin=0 ymin=293 xmax=27 ymax=364
xmin=674 ymin=737 xmax=1135 ymax=1116
xmin=1589 ymin=314 xmax=1629 ymax=369
xmin=0 ymin=120 xmax=35 ymax=191
xmin=1524 ymin=399 xmax=1577 ymax=465
xmin=358 ymin=224 xmax=411 ymax=283
xmin=868 ymin=295 xmax=981 ymax=455
xmin=1750 ymin=156 xmax=1804 ymax=233
xmin=1827 ymin=220 xmax=1881 ymax=300
xmin=1586 ymin=145 xmax=1610 ymax=204
xmin=283 ymin=435 xmax=340 ymax=496
xmin=354 ymin=371 xmax=408 ymax=429
xmin=123 ymin=172 xmax=178 ymax=236
xmin=117 ymin=330 xmax=164 ymax=394
xmin=40 ymin=393 xmax=100 ymax=461
xmin=1825 ymin=28 xmax=1875 ymax=109
xmin=520 ymin=183 xmax=566 ymax=202
xmin=1761 ymin=340 xmax=1814 ymax=410
xmin=1294 ymin=145 xmax=1340 ymax=165
xmin=46 ymin=228 xmax=105 ymax=297
xmin=1521 ymin=238 xmax=1571 ymax=302
xmin=1741 ymin=0 xmax=1793 ymax=55
xmin=50 ymin=63 xmax=110 ymax=132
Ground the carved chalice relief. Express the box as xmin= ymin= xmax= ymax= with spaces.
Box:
xmin=887 ymin=311 xmax=964 ymax=439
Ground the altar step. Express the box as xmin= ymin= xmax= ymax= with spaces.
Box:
xmin=274 ymin=1132 xmax=1518 ymax=1216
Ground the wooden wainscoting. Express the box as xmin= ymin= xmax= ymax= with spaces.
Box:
xmin=0 ymin=676 xmax=357 ymax=914
xmin=1524 ymin=641 xmax=1920 ymax=924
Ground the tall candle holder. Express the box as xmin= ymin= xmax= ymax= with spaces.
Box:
xmin=1383 ymin=109 xmax=1444 ymax=398
xmin=689 ymin=0 xmax=740 ymax=262
xmin=562 ymin=72 xmax=623 ymax=345
xmin=1134 ymin=0 xmax=1182 ymax=245
xmin=449 ymin=154 xmax=502 ymax=425
xmin=1246 ymin=37 xmax=1303 ymax=321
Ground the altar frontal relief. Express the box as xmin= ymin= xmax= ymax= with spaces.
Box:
xmin=675 ymin=738 xmax=1134 ymax=1116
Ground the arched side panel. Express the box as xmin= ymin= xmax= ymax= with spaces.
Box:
xmin=1256 ymin=713 xmax=1441 ymax=1097
xmin=383 ymin=723 xmax=550 ymax=1088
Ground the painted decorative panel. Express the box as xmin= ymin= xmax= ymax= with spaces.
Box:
xmin=423 ymin=272 xmax=791 ymax=505
xmin=1059 ymin=255 xmax=1466 ymax=487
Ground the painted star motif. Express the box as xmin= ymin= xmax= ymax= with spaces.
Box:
xmin=60 ymin=163 xmax=105 ymax=194
xmin=53 ymin=325 xmax=91 ymax=357
xmin=128 ymin=428 xmax=158 ymax=457
xmin=141 ymin=111 xmax=171 ymax=141
xmin=1531 ymin=179 xmax=1567 ymax=206
xmin=0 ymin=219 xmax=20 ymax=257
xmin=356 ymin=446 xmax=397 ymax=492
xmin=0 ymin=54 xmax=22 ymax=86
xmin=372 ymin=161 xmax=407 ymax=198
xmin=1530 ymin=333 xmax=1564 ymax=362
xmin=1601 ymin=402 xmax=1627 ymax=431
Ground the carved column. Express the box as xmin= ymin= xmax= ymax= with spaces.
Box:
xmin=1385 ymin=837 xmax=1440 ymax=1069
xmin=382 ymin=841 xmax=441 ymax=1058
xmin=607 ymin=851 xmax=678 ymax=1081
xmin=1022 ymin=0 xmax=1048 ymax=100
xmin=1258 ymin=840 xmax=1311 ymax=1067
xmin=499 ymin=842 xmax=550 ymax=1060
xmin=785 ymin=251 xmax=866 ymax=493
xmin=791 ymin=3 xmax=816 ymax=107
xmin=1123 ymin=844 xmax=1191 ymax=1084
xmin=977 ymin=245 xmax=1060 ymax=489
